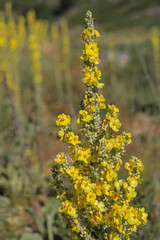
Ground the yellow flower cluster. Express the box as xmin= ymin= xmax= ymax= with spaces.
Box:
xmin=0 ymin=3 xmax=49 ymax=89
xmin=0 ymin=2 xmax=22 ymax=96
xmin=52 ymin=11 xmax=147 ymax=240
xmin=151 ymin=26 xmax=160 ymax=82
xmin=81 ymin=28 xmax=100 ymax=42
xmin=27 ymin=10 xmax=43 ymax=84
xmin=56 ymin=113 xmax=71 ymax=126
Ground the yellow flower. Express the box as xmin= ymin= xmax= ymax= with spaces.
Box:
xmin=97 ymin=82 xmax=104 ymax=88
xmin=124 ymin=184 xmax=137 ymax=200
xmin=127 ymin=177 xmax=138 ymax=188
xmin=74 ymin=176 xmax=83 ymax=191
xmin=101 ymin=183 xmax=112 ymax=195
xmin=82 ymin=65 xmax=90 ymax=73
xmin=56 ymin=114 xmax=71 ymax=126
xmin=58 ymin=128 xmax=65 ymax=141
xmin=77 ymin=193 xmax=87 ymax=206
xmin=105 ymin=139 xmax=115 ymax=151
xmin=67 ymin=204 xmax=78 ymax=218
xmin=77 ymin=110 xmax=92 ymax=123
xmin=94 ymin=66 xmax=101 ymax=79
xmin=106 ymin=169 xmax=117 ymax=182
xmin=109 ymin=117 xmax=121 ymax=132
xmin=72 ymin=223 xmax=80 ymax=233
xmin=94 ymin=200 xmax=105 ymax=212
xmin=60 ymin=200 xmax=78 ymax=218
xmin=124 ymin=159 xmax=135 ymax=172
xmin=65 ymin=132 xmax=81 ymax=146
xmin=85 ymin=42 xmax=98 ymax=54
xmin=124 ymin=131 xmax=132 ymax=144
xmin=86 ymin=192 xmax=96 ymax=204
xmin=81 ymin=42 xmax=100 ymax=64
xmin=99 ymin=94 xmax=106 ymax=109
xmin=114 ymin=135 xmax=125 ymax=149
xmin=114 ymin=180 xmax=122 ymax=191
xmin=69 ymin=147 xmax=78 ymax=161
xmin=82 ymin=71 xmax=99 ymax=87
xmin=59 ymin=200 xmax=70 ymax=212
xmin=104 ymin=211 xmax=115 ymax=227
xmin=109 ymin=232 xmax=120 ymax=240
xmin=110 ymin=191 xmax=120 ymax=201
xmin=54 ymin=152 xmax=66 ymax=164
xmin=94 ymin=30 xmax=100 ymax=38
xmin=85 ymin=104 xmax=96 ymax=114
xmin=81 ymin=28 xmax=91 ymax=41
xmin=81 ymin=179 xmax=95 ymax=193
xmin=138 ymin=208 xmax=148 ymax=225
xmin=137 ymin=159 xmax=144 ymax=172
xmin=94 ymin=212 xmax=103 ymax=224
xmin=101 ymin=161 xmax=108 ymax=167
xmin=77 ymin=147 xmax=91 ymax=163
xmin=93 ymin=182 xmax=102 ymax=196
xmin=108 ymin=104 xmax=119 ymax=113
xmin=125 ymin=208 xmax=141 ymax=226
xmin=66 ymin=166 xmax=79 ymax=179
xmin=112 ymin=203 xmax=124 ymax=215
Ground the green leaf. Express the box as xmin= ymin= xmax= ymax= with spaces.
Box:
xmin=42 ymin=198 xmax=60 ymax=216
xmin=25 ymin=207 xmax=46 ymax=235
xmin=45 ymin=199 xmax=60 ymax=240
xmin=20 ymin=232 xmax=43 ymax=240
xmin=47 ymin=214 xmax=54 ymax=240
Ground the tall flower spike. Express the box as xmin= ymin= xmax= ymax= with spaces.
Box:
xmin=52 ymin=11 xmax=148 ymax=240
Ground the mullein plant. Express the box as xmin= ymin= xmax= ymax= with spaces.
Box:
xmin=61 ymin=19 xmax=72 ymax=104
xmin=27 ymin=9 xmax=47 ymax=132
xmin=17 ymin=15 xmax=26 ymax=49
xmin=27 ymin=9 xmax=47 ymax=202
xmin=151 ymin=27 xmax=160 ymax=102
xmin=52 ymin=11 xmax=148 ymax=240
xmin=52 ymin=24 xmax=64 ymax=103
xmin=1 ymin=3 xmax=40 ymax=211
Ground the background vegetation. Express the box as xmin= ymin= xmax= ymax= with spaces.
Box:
xmin=0 ymin=0 xmax=160 ymax=239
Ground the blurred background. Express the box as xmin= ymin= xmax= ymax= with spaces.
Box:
xmin=0 ymin=0 xmax=160 ymax=239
